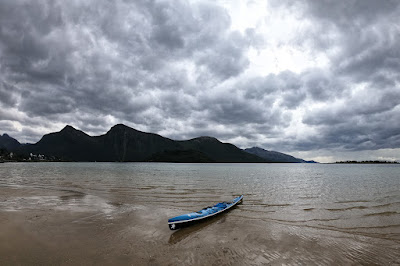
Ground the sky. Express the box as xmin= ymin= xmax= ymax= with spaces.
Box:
xmin=0 ymin=0 xmax=399 ymax=163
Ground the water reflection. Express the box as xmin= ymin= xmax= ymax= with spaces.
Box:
xmin=1 ymin=163 xmax=399 ymax=264
xmin=59 ymin=192 xmax=86 ymax=201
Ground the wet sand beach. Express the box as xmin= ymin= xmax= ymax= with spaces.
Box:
xmin=1 ymin=163 xmax=399 ymax=265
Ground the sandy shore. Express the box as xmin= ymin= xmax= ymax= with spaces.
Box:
xmin=1 ymin=186 xmax=399 ymax=265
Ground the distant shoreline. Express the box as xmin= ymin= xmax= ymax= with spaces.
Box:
xmin=0 ymin=160 xmax=313 ymax=164
xmin=335 ymin=160 xmax=399 ymax=164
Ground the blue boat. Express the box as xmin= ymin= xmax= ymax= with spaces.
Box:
xmin=168 ymin=195 xmax=243 ymax=230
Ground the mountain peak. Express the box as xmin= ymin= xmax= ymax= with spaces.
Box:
xmin=61 ymin=125 xmax=77 ymax=132
xmin=0 ymin=133 xmax=21 ymax=151
xmin=110 ymin=124 xmax=138 ymax=131
xmin=1 ymin=133 xmax=18 ymax=141
xmin=108 ymin=124 xmax=136 ymax=134
xmin=56 ymin=125 xmax=90 ymax=138
xmin=112 ymin=124 xmax=129 ymax=129
xmin=247 ymin=146 xmax=269 ymax=152
xmin=192 ymin=136 xmax=219 ymax=142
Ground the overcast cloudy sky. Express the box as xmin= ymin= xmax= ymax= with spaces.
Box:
xmin=1 ymin=0 xmax=399 ymax=162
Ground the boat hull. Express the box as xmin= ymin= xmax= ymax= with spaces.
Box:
xmin=168 ymin=195 xmax=243 ymax=230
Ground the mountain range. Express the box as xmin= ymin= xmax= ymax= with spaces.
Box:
xmin=0 ymin=124 xmax=315 ymax=163
xmin=244 ymin=147 xmax=316 ymax=163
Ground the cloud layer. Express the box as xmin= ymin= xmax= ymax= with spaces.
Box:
xmin=1 ymin=0 xmax=399 ymax=162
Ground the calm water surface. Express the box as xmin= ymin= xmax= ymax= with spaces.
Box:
xmin=1 ymin=162 xmax=399 ymax=264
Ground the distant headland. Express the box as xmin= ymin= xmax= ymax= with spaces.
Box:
xmin=335 ymin=160 xmax=399 ymax=164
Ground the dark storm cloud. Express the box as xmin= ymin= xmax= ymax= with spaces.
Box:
xmin=203 ymin=94 xmax=269 ymax=125
xmin=273 ymin=0 xmax=400 ymax=87
xmin=143 ymin=0 xmax=250 ymax=80
xmin=291 ymin=0 xmax=400 ymax=84
xmin=304 ymin=88 xmax=400 ymax=126
xmin=298 ymin=88 xmax=400 ymax=152
xmin=301 ymin=107 xmax=400 ymax=152
xmin=263 ymin=0 xmax=400 ymax=153
xmin=302 ymin=70 xmax=345 ymax=101
xmin=299 ymin=0 xmax=398 ymax=25
xmin=241 ymin=70 xmax=342 ymax=110
xmin=195 ymin=31 xmax=250 ymax=80
xmin=0 ymin=81 xmax=19 ymax=107
xmin=0 ymin=1 xmax=71 ymax=86
xmin=0 ymin=121 xmax=16 ymax=133
xmin=0 ymin=0 xmax=399 ymax=160
xmin=0 ymin=0 xmax=259 ymax=145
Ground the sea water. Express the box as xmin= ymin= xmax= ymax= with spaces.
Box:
xmin=1 ymin=162 xmax=399 ymax=264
